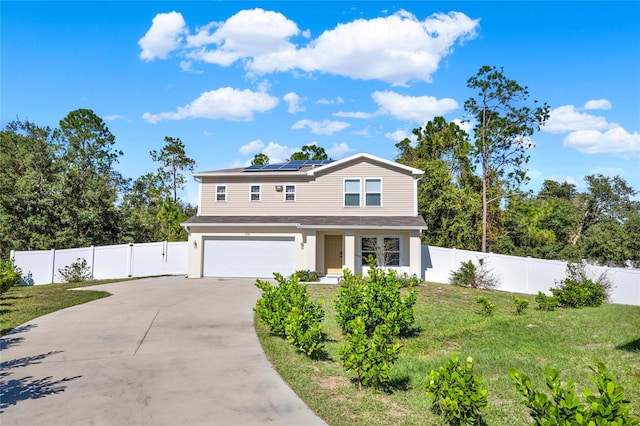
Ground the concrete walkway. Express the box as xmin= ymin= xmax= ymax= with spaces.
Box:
xmin=0 ymin=276 xmax=327 ymax=426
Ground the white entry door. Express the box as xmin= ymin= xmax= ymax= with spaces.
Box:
xmin=203 ymin=237 xmax=295 ymax=278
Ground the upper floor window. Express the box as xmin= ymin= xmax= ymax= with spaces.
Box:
xmin=216 ymin=185 xmax=226 ymax=202
xmin=365 ymin=179 xmax=381 ymax=206
xmin=285 ymin=185 xmax=296 ymax=201
xmin=250 ymin=185 xmax=261 ymax=201
xmin=344 ymin=179 xmax=360 ymax=207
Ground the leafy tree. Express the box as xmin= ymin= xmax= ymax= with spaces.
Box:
xmin=464 ymin=65 xmax=550 ymax=252
xmin=0 ymin=120 xmax=63 ymax=256
xmin=55 ymin=109 xmax=125 ymax=247
xmin=119 ymin=172 xmax=166 ymax=242
xmin=289 ymin=144 xmax=330 ymax=161
xmin=251 ymin=153 xmax=270 ymax=165
xmin=156 ymin=198 xmax=189 ymax=242
xmin=396 ymin=117 xmax=482 ymax=249
xmin=150 ymin=136 xmax=195 ymax=203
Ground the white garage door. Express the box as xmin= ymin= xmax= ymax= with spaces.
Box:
xmin=203 ymin=237 xmax=295 ymax=278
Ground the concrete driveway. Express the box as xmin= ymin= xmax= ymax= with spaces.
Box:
xmin=0 ymin=276 xmax=327 ymax=426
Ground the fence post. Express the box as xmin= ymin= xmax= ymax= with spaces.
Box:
xmin=526 ymin=256 xmax=530 ymax=294
xmin=127 ymin=243 xmax=134 ymax=277
xmin=50 ymin=248 xmax=56 ymax=283
xmin=90 ymin=245 xmax=96 ymax=279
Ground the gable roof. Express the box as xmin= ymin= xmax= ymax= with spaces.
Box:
xmin=192 ymin=152 xmax=423 ymax=178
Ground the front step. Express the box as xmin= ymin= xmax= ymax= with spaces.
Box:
xmin=316 ymin=275 xmax=341 ymax=284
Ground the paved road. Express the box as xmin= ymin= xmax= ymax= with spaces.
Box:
xmin=0 ymin=276 xmax=326 ymax=426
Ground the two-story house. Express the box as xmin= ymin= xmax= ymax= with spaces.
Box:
xmin=182 ymin=153 xmax=427 ymax=279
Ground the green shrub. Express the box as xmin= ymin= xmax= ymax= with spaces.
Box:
xmin=338 ymin=314 xmax=401 ymax=389
xmin=255 ymin=273 xmax=325 ymax=358
xmin=426 ymin=352 xmax=488 ymax=425
xmin=1 ymin=259 xmax=22 ymax=294
xmin=546 ymin=261 xmax=611 ymax=309
xmin=334 ymin=262 xmax=417 ymax=338
xmin=58 ymin=258 xmax=92 ymax=283
xmin=475 ymin=296 xmax=496 ymax=317
xmin=512 ymin=295 xmax=529 ymax=315
xmin=397 ymin=272 xmax=422 ymax=288
xmin=450 ymin=258 xmax=499 ymax=290
xmin=510 ymin=362 xmax=639 ymax=425
xmin=535 ymin=291 xmax=560 ymax=311
xmin=292 ymin=269 xmax=320 ymax=282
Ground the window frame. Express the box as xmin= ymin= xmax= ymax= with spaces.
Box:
xmin=215 ymin=185 xmax=227 ymax=202
xmin=344 ymin=178 xmax=361 ymax=207
xmin=284 ymin=184 xmax=296 ymax=202
xmin=250 ymin=184 xmax=261 ymax=202
xmin=360 ymin=235 xmax=401 ymax=267
xmin=364 ymin=178 xmax=382 ymax=207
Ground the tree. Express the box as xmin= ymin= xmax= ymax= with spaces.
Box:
xmin=464 ymin=66 xmax=550 ymax=252
xmin=396 ymin=117 xmax=482 ymax=249
xmin=55 ymin=109 xmax=125 ymax=247
xmin=251 ymin=153 xmax=270 ymax=165
xmin=0 ymin=120 xmax=63 ymax=256
xmin=150 ymin=136 xmax=195 ymax=203
xmin=289 ymin=144 xmax=329 ymax=161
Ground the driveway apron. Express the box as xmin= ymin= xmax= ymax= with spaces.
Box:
xmin=0 ymin=276 xmax=326 ymax=426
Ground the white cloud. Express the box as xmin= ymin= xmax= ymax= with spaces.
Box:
xmin=251 ymin=10 xmax=479 ymax=85
xmin=262 ymin=141 xmax=296 ymax=163
xmin=203 ymin=130 xmax=214 ymax=137
xmin=185 ymin=8 xmax=300 ymax=66
xmin=563 ymin=127 xmax=640 ymax=155
xmin=352 ymin=126 xmax=371 ymax=136
xmin=326 ymin=143 xmax=355 ymax=159
xmin=142 ymin=87 xmax=278 ymax=123
xmin=372 ymin=91 xmax=458 ymax=122
xmin=333 ymin=111 xmax=380 ymax=119
xmin=317 ymin=97 xmax=344 ymax=105
xmin=144 ymin=9 xmax=479 ymax=85
xmin=104 ymin=115 xmax=131 ymax=123
xmin=385 ymin=129 xmax=415 ymax=143
xmin=544 ymin=105 xmax=610 ymax=134
xmin=583 ymin=99 xmax=612 ymax=110
xmin=283 ymin=92 xmax=305 ymax=113
xmin=138 ymin=11 xmax=187 ymax=61
xmin=239 ymin=139 xmax=265 ymax=155
xmin=292 ymin=119 xmax=350 ymax=135
xmin=452 ymin=118 xmax=473 ymax=134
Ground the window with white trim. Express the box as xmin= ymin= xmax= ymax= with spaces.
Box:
xmin=344 ymin=179 xmax=360 ymax=207
xmin=285 ymin=185 xmax=296 ymax=201
xmin=216 ymin=185 xmax=226 ymax=202
xmin=360 ymin=236 xmax=401 ymax=266
xmin=250 ymin=185 xmax=261 ymax=201
xmin=365 ymin=178 xmax=381 ymax=206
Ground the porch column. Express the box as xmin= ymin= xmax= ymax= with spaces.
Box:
xmin=306 ymin=230 xmax=317 ymax=272
xmin=187 ymin=233 xmax=203 ymax=278
xmin=409 ymin=231 xmax=422 ymax=278
xmin=344 ymin=231 xmax=355 ymax=273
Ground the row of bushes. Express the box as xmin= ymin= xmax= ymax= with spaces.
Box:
xmin=427 ymin=353 xmax=637 ymax=425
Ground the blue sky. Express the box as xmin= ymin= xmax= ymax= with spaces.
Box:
xmin=3 ymin=1 xmax=639 ymax=204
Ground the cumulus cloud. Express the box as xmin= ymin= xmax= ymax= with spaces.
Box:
xmin=262 ymin=141 xmax=297 ymax=163
xmin=292 ymin=119 xmax=350 ymax=135
xmin=563 ymin=128 xmax=640 ymax=155
xmin=372 ymin=91 xmax=458 ymax=122
xmin=583 ymin=99 xmax=612 ymax=110
xmin=326 ymin=142 xmax=355 ymax=159
xmin=140 ymin=9 xmax=479 ymax=85
xmin=239 ymin=139 xmax=265 ymax=155
xmin=385 ymin=129 xmax=414 ymax=143
xmin=139 ymin=11 xmax=187 ymax=61
xmin=142 ymin=87 xmax=278 ymax=123
xmin=333 ymin=111 xmax=380 ymax=119
xmin=543 ymin=100 xmax=639 ymax=156
xmin=104 ymin=115 xmax=131 ymax=122
xmin=283 ymin=92 xmax=305 ymax=113
xmin=317 ymin=97 xmax=344 ymax=105
xmin=452 ymin=118 xmax=473 ymax=134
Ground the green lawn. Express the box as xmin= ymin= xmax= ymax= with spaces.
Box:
xmin=256 ymin=283 xmax=640 ymax=425
xmin=0 ymin=279 xmax=134 ymax=336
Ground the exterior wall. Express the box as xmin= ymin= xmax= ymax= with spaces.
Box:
xmin=198 ymin=159 xmax=415 ymax=216
xmin=186 ymin=226 xmax=314 ymax=278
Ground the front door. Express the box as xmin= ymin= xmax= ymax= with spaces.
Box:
xmin=324 ymin=235 xmax=343 ymax=274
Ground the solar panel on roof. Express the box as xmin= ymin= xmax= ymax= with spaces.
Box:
xmin=244 ymin=164 xmax=266 ymax=171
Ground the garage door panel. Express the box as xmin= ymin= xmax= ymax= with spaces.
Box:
xmin=203 ymin=237 xmax=295 ymax=278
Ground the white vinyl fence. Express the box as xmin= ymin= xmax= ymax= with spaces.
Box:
xmin=10 ymin=241 xmax=187 ymax=285
xmin=422 ymin=246 xmax=640 ymax=306
xmin=9 ymin=242 xmax=639 ymax=306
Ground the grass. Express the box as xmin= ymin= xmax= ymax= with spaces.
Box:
xmin=0 ymin=279 xmax=135 ymax=336
xmin=256 ymin=282 xmax=640 ymax=425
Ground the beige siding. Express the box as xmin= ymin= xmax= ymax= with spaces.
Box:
xmin=199 ymin=159 xmax=415 ymax=216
